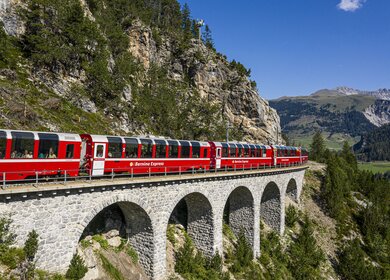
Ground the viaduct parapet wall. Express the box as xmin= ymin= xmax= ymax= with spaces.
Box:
xmin=0 ymin=168 xmax=306 ymax=279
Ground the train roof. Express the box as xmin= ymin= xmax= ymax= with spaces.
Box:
xmin=0 ymin=129 xmax=81 ymax=141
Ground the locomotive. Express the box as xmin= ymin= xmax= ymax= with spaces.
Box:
xmin=0 ymin=129 xmax=308 ymax=182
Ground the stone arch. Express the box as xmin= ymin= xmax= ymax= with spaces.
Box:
xmin=260 ymin=182 xmax=282 ymax=233
xmin=167 ymin=192 xmax=214 ymax=257
xmin=286 ymin=178 xmax=298 ymax=202
xmin=223 ymin=186 xmax=255 ymax=247
xmin=78 ymin=197 xmax=154 ymax=277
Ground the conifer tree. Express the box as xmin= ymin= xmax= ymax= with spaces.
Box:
xmin=202 ymin=24 xmax=214 ymax=49
xmin=181 ymin=3 xmax=192 ymax=40
xmin=66 ymin=254 xmax=88 ymax=280
xmin=310 ymin=131 xmax=325 ymax=162
xmin=24 ymin=230 xmax=38 ymax=261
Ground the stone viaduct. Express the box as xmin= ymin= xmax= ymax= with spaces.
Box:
xmin=0 ymin=167 xmax=306 ymax=279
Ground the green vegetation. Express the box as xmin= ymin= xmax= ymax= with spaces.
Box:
xmin=357 ymin=161 xmax=390 ymax=173
xmin=285 ymin=204 xmax=299 ymax=228
xmin=354 ymin=123 xmax=390 ymax=161
xmin=65 ymin=254 xmax=88 ymax=280
xmin=99 ymin=253 xmax=124 ymax=280
xmin=126 ymin=245 xmax=139 ymax=264
xmin=92 ymin=234 xmax=109 ymax=250
xmin=24 ymin=229 xmax=39 ymax=261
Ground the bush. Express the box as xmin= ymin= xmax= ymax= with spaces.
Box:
xmin=24 ymin=230 xmax=39 ymax=261
xmin=0 ymin=247 xmax=25 ymax=269
xmin=230 ymin=230 xmax=253 ymax=273
xmin=92 ymin=234 xmax=109 ymax=250
xmin=285 ymin=205 xmax=299 ymax=228
xmin=65 ymin=254 xmax=88 ymax=280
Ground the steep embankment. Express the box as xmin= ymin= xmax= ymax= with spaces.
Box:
xmin=0 ymin=0 xmax=281 ymax=143
xmin=269 ymin=87 xmax=390 ymax=149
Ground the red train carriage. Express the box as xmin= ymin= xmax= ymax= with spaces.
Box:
xmin=80 ymin=134 xmax=211 ymax=176
xmin=272 ymin=145 xmax=302 ymax=166
xmin=0 ymin=129 xmax=81 ymax=181
xmin=300 ymin=147 xmax=309 ymax=163
xmin=209 ymin=142 xmax=273 ymax=170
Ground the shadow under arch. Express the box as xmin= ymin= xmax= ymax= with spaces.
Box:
xmin=260 ymin=182 xmax=281 ymax=232
xmin=80 ymin=200 xmax=154 ymax=277
xmin=223 ymin=186 xmax=255 ymax=246
xmin=167 ymin=192 xmax=214 ymax=257
xmin=286 ymin=178 xmax=298 ymax=202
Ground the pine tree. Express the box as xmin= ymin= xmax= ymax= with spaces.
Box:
xmin=202 ymin=24 xmax=214 ymax=49
xmin=191 ymin=19 xmax=200 ymax=39
xmin=181 ymin=3 xmax=192 ymax=41
xmin=310 ymin=131 xmax=325 ymax=162
xmin=288 ymin=216 xmax=325 ymax=279
xmin=66 ymin=254 xmax=88 ymax=280
xmin=24 ymin=230 xmax=38 ymax=261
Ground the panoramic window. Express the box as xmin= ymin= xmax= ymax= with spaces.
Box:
xmin=191 ymin=142 xmax=201 ymax=158
xmin=222 ymin=143 xmax=229 ymax=157
xmin=244 ymin=147 xmax=249 ymax=157
xmin=229 ymin=145 xmax=236 ymax=157
xmin=155 ymin=140 xmax=167 ymax=158
xmin=168 ymin=140 xmax=179 ymax=158
xmin=262 ymin=148 xmax=267 ymax=157
xmin=0 ymin=131 xmax=6 ymax=159
xmin=125 ymin=138 xmax=139 ymax=158
xmin=108 ymin=137 xmax=122 ymax=158
xmin=66 ymin=144 xmax=74 ymax=159
xmin=180 ymin=141 xmax=190 ymax=158
xmin=38 ymin=133 xmax=59 ymax=159
xmin=140 ymin=139 xmax=153 ymax=158
xmin=203 ymin=148 xmax=208 ymax=158
xmin=11 ymin=132 xmax=35 ymax=159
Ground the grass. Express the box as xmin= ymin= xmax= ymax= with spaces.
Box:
xmin=289 ymin=132 xmax=359 ymax=151
xmin=99 ymin=253 xmax=124 ymax=280
xmin=92 ymin=234 xmax=109 ymax=250
xmin=357 ymin=161 xmax=390 ymax=174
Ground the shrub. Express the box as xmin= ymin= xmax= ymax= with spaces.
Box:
xmin=285 ymin=205 xmax=299 ymax=228
xmin=0 ymin=247 xmax=25 ymax=269
xmin=230 ymin=230 xmax=253 ymax=273
xmin=24 ymin=230 xmax=39 ymax=261
xmin=65 ymin=254 xmax=88 ymax=280
xmin=167 ymin=224 xmax=176 ymax=245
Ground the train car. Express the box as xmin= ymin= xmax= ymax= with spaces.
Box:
xmin=272 ymin=145 xmax=302 ymax=166
xmin=300 ymin=147 xmax=309 ymax=163
xmin=209 ymin=141 xmax=273 ymax=170
xmin=80 ymin=134 xmax=211 ymax=176
xmin=0 ymin=129 xmax=81 ymax=181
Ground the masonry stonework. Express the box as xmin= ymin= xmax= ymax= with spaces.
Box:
xmin=0 ymin=169 xmax=305 ymax=279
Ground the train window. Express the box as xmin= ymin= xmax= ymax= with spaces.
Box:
xmin=191 ymin=142 xmax=201 ymax=158
xmin=229 ymin=144 xmax=236 ymax=157
xmin=155 ymin=140 xmax=167 ymax=158
xmin=236 ymin=144 xmax=243 ymax=157
xmin=66 ymin=144 xmax=74 ymax=159
xmin=203 ymin=148 xmax=208 ymax=158
xmin=96 ymin=145 xmax=104 ymax=158
xmin=38 ymin=133 xmax=58 ymax=159
xmin=221 ymin=143 xmax=229 ymax=157
xmin=140 ymin=139 xmax=153 ymax=158
xmin=263 ymin=148 xmax=267 ymax=157
xmin=0 ymin=131 xmax=6 ymax=159
xmin=168 ymin=140 xmax=179 ymax=158
xmin=125 ymin=138 xmax=138 ymax=158
xmin=107 ymin=137 xmax=122 ymax=158
xmin=11 ymin=132 xmax=35 ymax=159
xmin=180 ymin=141 xmax=190 ymax=158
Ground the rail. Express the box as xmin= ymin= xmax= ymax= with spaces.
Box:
xmin=1 ymin=161 xmax=308 ymax=190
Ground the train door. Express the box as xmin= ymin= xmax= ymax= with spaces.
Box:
xmin=215 ymin=147 xmax=222 ymax=168
xmin=93 ymin=143 xmax=106 ymax=176
xmin=273 ymin=147 xmax=277 ymax=166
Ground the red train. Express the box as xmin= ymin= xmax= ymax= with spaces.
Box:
xmin=0 ymin=129 xmax=308 ymax=182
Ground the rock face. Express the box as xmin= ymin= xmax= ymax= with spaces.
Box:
xmin=363 ymin=100 xmax=390 ymax=127
xmin=127 ymin=20 xmax=281 ymax=143
xmin=0 ymin=1 xmax=282 ymax=144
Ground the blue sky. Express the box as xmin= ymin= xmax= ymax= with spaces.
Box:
xmin=179 ymin=0 xmax=390 ymax=99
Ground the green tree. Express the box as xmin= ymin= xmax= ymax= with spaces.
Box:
xmin=24 ymin=230 xmax=38 ymax=261
xmin=0 ymin=215 xmax=16 ymax=253
xmin=288 ymin=216 xmax=325 ymax=280
xmin=340 ymin=141 xmax=357 ymax=170
xmin=202 ymin=24 xmax=214 ymax=49
xmin=65 ymin=254 xmax=88 ymax=280
xmin=230 ymin=231 xmax=253 ymax=272
xmin=309 ymin=131 xmax=326 ymax=162
xmin=181 ymin=3 xmax=192 ymax=42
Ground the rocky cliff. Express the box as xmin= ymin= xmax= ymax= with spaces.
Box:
xmin=0 ymin=0 xmax=282 ymax=144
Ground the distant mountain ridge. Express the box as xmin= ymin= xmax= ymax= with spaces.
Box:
xmin=321 ymin=87 xmax=390 ymax=100
xmin=270 ymin=86 xmax=390 ymax=149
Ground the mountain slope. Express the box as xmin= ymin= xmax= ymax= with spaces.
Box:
xmin=0 ymin=0 xmax=281 ymax=143
xmin=353 ymin=123 xmax=390 ymax=161
xmin=270 ymin=87 xmax=390 ymax=148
